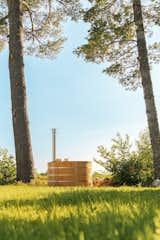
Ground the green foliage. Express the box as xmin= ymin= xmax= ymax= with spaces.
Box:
xmin=0 ymin=186 xmax=160 ymax=239
xmin=136 ymin=130 xmax=154 ymax=185
xmin=0 ymin=0 xmax=82 ymax=58
xmin=76 ymin=0 xmax=160 ymax=90
xmin=0 ymin=148 xmax=16 ymax=185
xmin=148 ymin=0 xmax=160 ymax=26
xmin=95 ymin=130 xmax=153 ymax=186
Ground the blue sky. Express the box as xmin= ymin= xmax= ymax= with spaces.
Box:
xmin=0 ymin=20 xmax=160 ymax=172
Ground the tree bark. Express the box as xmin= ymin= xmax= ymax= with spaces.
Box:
xmin=133 ymin=0 xmax=160 ymax=179
xmin=7 ymin=0 xmax=34 ymax=182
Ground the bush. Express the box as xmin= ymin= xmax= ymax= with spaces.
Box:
xmin=95 ymin=130 xmax=153 ymax=186
xmin=0 ymin=148 xmax=16 ymax=185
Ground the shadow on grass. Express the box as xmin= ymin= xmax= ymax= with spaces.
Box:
xmin=0 ymin=189 xmax=159 ymax=239
xmin=0 ymin=201 xmax=158 ymax=240
xmin=1 ymin=188 xmax=160 ymax=209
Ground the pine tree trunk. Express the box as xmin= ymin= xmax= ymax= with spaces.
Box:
xmin=133 ymin=0 xmax=160 ymax=179
xmin=7 ymin=0 xmax=34 ymax=182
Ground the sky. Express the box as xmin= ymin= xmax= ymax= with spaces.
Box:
xmin=0 ymin=20 xmax=160 ymax=173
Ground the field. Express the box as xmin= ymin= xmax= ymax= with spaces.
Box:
xmin=0 ymin=186 xmax=160 ymax=240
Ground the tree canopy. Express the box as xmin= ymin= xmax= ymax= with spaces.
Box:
xmin=76 ymin=0 xmax=160 ymax=90
xmin=0 ymin=0 xmax=82 ymax=58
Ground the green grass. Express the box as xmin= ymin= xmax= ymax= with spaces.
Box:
xmin=0 ymin=186 xmax=160 ymax=240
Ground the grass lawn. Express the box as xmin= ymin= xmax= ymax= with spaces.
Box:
xmin=0 ymin=186 xmax=160 ymax=240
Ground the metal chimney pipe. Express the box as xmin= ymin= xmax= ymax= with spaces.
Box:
xmin=52 ymin=128 xmax=56 ymax=162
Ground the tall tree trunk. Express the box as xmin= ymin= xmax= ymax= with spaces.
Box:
xmin=133 ymin=0 xmax=160 ymax=179
xmin=7 ymin=0 xmax=34 ymax=182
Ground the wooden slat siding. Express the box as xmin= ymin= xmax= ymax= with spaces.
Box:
xmin=48 ymin=160 xmax=92 ymax=186
xmin=48 ymin=175 xmax=90 ymax=181
xmin=48 ymin=161 xmax=91 ymax=168
xmin=48 ymin=168 xmax=91 ymax=175
xmin=48 ymin=173 xmax=92 ymax=177
xmin=48 ymin=181 xmax=90 ymax=187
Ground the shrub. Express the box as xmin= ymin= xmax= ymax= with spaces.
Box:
xmin=0 ymin=148 xmax=16 ymax=185
xmin=95 ymin=130 xmax=153 ymax=186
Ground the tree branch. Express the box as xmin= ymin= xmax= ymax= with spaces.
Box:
xmin=0 ymin=15 xmax=8 ymax=26
xmin=22 ymin=1 xmax=34 ymax=39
